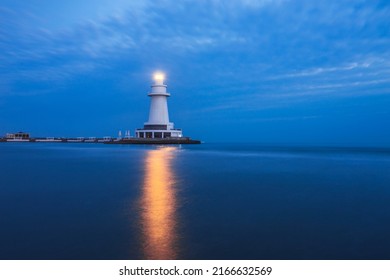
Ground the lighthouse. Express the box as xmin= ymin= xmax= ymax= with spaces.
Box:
xmin=135 ymin=73 xmax=183 ymax=139
xmin=107 ymin=72 xmax=200 ymax=144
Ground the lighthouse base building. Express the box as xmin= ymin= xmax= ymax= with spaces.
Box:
xmin=135 ymin=123 xmax=183 ymax=139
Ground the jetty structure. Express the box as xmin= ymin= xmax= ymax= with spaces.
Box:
xmin=0 ymin=73 xmax=200 ymax=144
xmin=107 ymin=72 xmax=200 ymax=144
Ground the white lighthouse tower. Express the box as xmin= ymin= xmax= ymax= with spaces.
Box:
xmin=135 ymin=73 xmax=183 ymax=139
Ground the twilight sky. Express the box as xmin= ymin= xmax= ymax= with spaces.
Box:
xmin=1 ymin=0 xmax=390 ymax=145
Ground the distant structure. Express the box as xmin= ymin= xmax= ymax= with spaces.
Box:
xmin=6 ymin=132 xmax=30 ymax=140
xmin=135 ymin=73 xmax=183 ymax=139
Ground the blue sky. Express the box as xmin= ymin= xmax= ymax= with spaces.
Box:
xmin=1 ymin=0 xmax=390 ymax=145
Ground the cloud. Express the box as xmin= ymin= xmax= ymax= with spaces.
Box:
xmin=1 ymin=0 xmax=389 ymax=107
xmin=248 ymin=115 xmax=320 ymax=123
xmin=270 ymin=63 xmax=366 ymax=79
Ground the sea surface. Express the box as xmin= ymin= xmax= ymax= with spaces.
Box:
xmin=1 ymin=143 xmax=390 ymax=260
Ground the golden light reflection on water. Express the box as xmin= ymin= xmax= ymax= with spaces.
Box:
xmin=140 ymin=147 xmax=178 ymax=259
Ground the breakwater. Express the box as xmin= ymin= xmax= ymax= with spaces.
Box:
xmin=0 ymin=136 xmax=201 ymax=144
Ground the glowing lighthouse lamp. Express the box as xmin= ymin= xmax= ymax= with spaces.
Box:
xmin=153 ymin=72 xmax=164 ymax=83
xmin=135 ymin=72 xmax=183 ymax=139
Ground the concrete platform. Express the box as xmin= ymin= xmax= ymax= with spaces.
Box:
xmin=104 ymin=137 xmax=201 ymax=145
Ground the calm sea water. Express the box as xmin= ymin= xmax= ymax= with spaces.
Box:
xmin=1 ymin=143 xmax=390 ymax=260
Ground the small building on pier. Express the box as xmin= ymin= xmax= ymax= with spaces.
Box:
xmin=6 ymin=132 xmax=30 ymax=139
